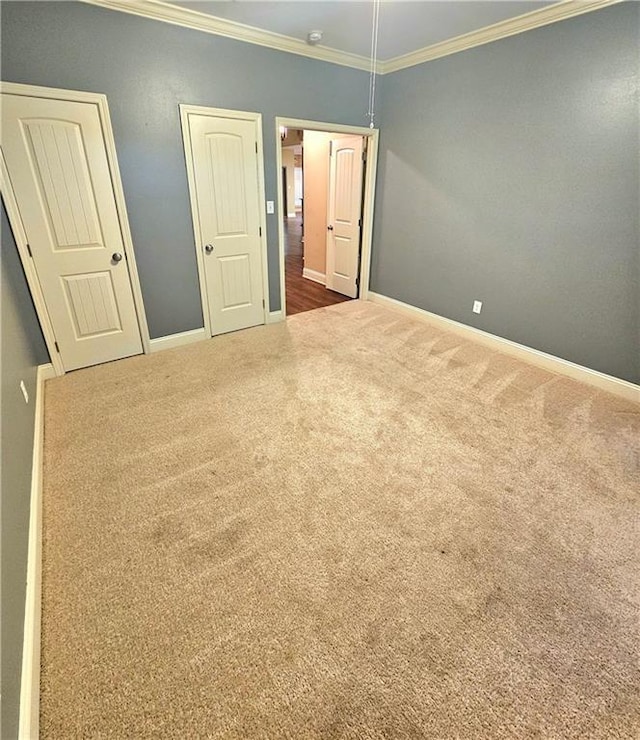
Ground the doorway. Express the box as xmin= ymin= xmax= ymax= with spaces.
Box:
xmin=275 ymin=118 xmax=379 ymax=318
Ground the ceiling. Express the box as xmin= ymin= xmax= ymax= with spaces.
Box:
xmin=84 ymin=0 xmax=617 ymax=72
xmin=171 ymin=1 xmax=557 ymax=60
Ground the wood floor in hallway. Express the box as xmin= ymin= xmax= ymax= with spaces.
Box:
xmin=285 ymin=215 xmax=352 ymax=316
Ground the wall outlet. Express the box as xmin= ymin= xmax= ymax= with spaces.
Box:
xmin=20 ymin=380 xmax=29 ymax=404
xmin=266 ymin=200 xmax=275 ymax=214
xmin=473 ymin=300 xmax=483 ymax=314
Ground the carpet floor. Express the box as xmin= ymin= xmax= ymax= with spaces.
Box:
xmin=41 ymin=301 xmax=639 ymax=738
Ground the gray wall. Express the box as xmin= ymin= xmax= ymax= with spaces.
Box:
xmin=0 ymin=1 xmax=372 ymax=337
xmin=372 ymin=3 xmax=640 ymax=384
xmin=1 ymin=201 xmax=49 ymax=739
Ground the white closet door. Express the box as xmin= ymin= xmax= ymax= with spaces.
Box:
xmin=2 ymin=93 xmax=143 ymax=370
xmin=185 ymin=112 xmax=265 ymax=336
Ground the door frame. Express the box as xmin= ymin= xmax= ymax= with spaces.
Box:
xmin=274 ymin=117 xmax=379 ymax=317
xmin=0 ymin=81 xmax=150 ymax=376
xmin=179 ymin=104 xmax=270 ymax=337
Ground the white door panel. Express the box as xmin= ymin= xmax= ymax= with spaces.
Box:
xmin=186 ymin=113 xmax=265 ymax=336
xmin=326 ymin=135 xmax=364 ymax=299
xmin=1 ymin=94 xmax=142 ymax=370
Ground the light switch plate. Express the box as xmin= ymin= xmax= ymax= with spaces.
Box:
xmin=266 ymin=201 xmax=275 ymax=214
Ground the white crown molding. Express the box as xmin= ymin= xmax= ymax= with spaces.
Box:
xmin=380 ymin=0 xmax=624 ymax=74
xmin=81 ymin=0 xmax=623 ymax=74
xmin=81 ymin=0 xmax=374 ymax=71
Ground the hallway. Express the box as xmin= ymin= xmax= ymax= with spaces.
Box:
xmin=284 ymin=215 xmax=352 ymax=315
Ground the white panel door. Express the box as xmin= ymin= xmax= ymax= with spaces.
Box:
xmin=326 ymin=135 xmax=364 ymax=298
xmin=1 ymin=94 xmax=142 ymax=370
xmin=186 ymin=113 xmax=265 ymax=336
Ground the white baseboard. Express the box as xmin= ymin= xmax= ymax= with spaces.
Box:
xmin=149 ymin=327 xmax=207 ymax=353
xmin=368 ymin=293 xmax=640 ymax=404
xmin=266 ymin=310 xmax=284 ymax=324
xmin=19 ymin=363 xmax=54 ymax=740
xmin=302 ymin=268 xmax=326 ymax=286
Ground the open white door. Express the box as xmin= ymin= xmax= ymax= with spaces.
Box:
xmin=326 ymin=135 xmax=364 ymax=298
xmin=1 ymin=93 xmax=143 ymax=371
xmin=183 ymin=109 xmax=266 ymax=336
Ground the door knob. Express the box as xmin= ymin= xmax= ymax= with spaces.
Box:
xmin=205 ymin=244 xmax=214 ymax=254
xmin=327 ymin=225 xmax=334 ymax=231
xmin=112 ymin=252 xmax=123 ymax=262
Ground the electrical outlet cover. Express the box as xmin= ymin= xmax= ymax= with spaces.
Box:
xmin=473 ymin=300 xmax=482 ymax=314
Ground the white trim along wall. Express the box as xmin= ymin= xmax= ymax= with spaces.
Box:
xmin=302 ymin=268 xmax=326 ymax=286
xmin=18 ymin=362 xmax=56 ymax=740
xmin=0 ymin=82 xmax=151 ymax=375
xmin=266 ymin=310 xmax=284 ymax=325
xmin=149 ymin=327 xmax=207 ymax=353
xmin=81 ymin=0 xmax=622 ymax=73
xmin=368 ymin=293 xmax=640 ymax=404
xmin=274 ymin=117 xmax=379 ymax=319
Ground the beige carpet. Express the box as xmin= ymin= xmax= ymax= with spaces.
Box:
xmin=41 ymin=301 xmax=639 ymax=738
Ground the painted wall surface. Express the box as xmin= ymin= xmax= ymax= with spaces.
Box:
xmin=282 ymin=148 xmax=296 ymax=218
xmin=1 ymin=201 xmax=49 ymax=739
xmin=372 ymin=3 xmax=640 ymax=384
xmin=0 ymin=1 xmax=372 ymax=336
xmin=294 ymin=166 xmax=303 ymax=208
xmin=302 ymin=131 xmax=331 ymax=276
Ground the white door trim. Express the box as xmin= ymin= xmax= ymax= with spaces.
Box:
xmin=274 ymin=117 xmax=379 ymax=319
xmin=0 ymin=82 xmax=150 ymax=371
xmin=179 ymin=104 xmax=270 ymax=337
xmin=0 ymin=151 xmax=65 ymax=376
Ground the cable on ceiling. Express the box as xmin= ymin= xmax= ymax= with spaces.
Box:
xmin=367 ymin=0 xmax=381 ymax=129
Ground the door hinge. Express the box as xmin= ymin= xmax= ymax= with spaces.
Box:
xmin=259 ymin=226 xmax=262 ymax=236
xmin=255 ymin=142 xmax=258 ymax=154
xmin=262 ymin=299 xmax=265 ymax=308
xmin=329 ymin=140 xmax=333 ymax=157
xmin=54 ymin=341 xmax=60 ymax=353
xmin=26 ymin=243 xmax=33 ymax=258
xmin=362 ymin=150 xmax=367 ymax=162
xmin=358 ymin=218 xmax=361 ymax=227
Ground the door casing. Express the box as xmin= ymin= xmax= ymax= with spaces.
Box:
xmin=180 ymin=104 xmax=270 ymax=337
xmin=0 ymin=82 xmax=150 ymax=376
xmin=274 ymin=117 xmax=379 ymax=319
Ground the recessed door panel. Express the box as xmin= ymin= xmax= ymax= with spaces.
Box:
xmin=334 ymin=148 xmax=355 ymax=224
xmin=207 ymin=134 xmax=248 ymax=236
xmin=219 ymin=254 xmax=253 ymax=309
xmin=2 ymin=93 xmax=143 ymax=370
xmin=23 ymin=119 xmax=104 ymax=250
xmin=62 ymin=271 xmax=122 ymax=338
xmin=334 ymin=237 xmax=352 ymax=278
